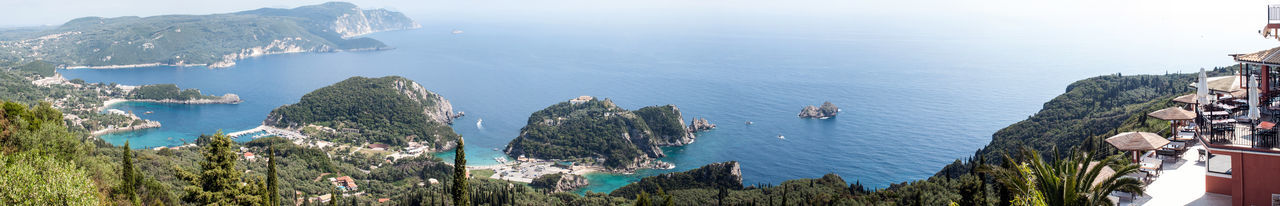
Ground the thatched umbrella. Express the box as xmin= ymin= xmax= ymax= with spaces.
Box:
xmin=1149 ymin=107 xmax=1196 ymax=135
xmin=1087 ymin=162 xmax=1117 ymax=187
xmin=1148 ymin=107 xmax=1196 ymax=121
xmin=1106 ymin=132 xmax=1171 ymax=162
xmin=1172 ymin=93 xmax=1197 ymax=104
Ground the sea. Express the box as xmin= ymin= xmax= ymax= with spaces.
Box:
xmin=60 ymin=6 xmax=1266 ymax=193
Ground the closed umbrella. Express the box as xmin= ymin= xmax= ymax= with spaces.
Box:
xmin=1250 ymin=75 xmax=1261 ymax=121
xmin=1198 ymin=68 xmax=1209 ymax=106
xmin=1250 ymin=75 xmax=1261 ymax=144
xmin=1197 ymin=68 xmax=1210 ymax=133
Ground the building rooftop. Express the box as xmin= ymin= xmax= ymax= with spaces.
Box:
xmin=1231 ymin=46 xmax=1280 ymax=65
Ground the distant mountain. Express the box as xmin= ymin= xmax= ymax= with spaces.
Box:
xmin=503 ymin=97 xmax=696 ymax=170
xmin=0 ymin=2 xmax=419 ymax=69
xmin=264 ymin=76 xmax=460 ymax=150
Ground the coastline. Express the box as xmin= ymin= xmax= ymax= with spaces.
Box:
xmin=90 ymin=121 xmax=161 ymax=136
xmin=99 ymin=94 xmax=243 ymax=110
xmin=92 ymin=95 xmax=243 ymax=136
xmin=61 ymin=46 xmax=396 ymax=70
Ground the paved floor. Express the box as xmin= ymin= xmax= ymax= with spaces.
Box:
xmin=1115 ymin=144 xmax=1231 ymax=206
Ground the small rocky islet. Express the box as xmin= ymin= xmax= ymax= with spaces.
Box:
xmin=798 ymin=101 xmax=839 ymax=119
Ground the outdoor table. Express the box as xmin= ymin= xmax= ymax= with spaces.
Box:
xmin=1174 ymin=131 xmax=1196 ymax=141
xmin=1211 ymin=119 xmax=1238 ymax=124
xmin=1140 ymin=158 xmax=1163 ymax=176
xmin=1206 ymin=111 xmax=1231 ymax=116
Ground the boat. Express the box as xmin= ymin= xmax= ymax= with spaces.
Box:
xmin=746 ymin=121 xmax=753 ymax=125
xmin=451 ymin=29 xmax=464 ymax=34
xmin=476 ymin=118 xmax=483 ymax=128
xmin=777 ymin=134 xmax=785 ymax=139
xmin=144 ymin=111 xmax=153 ymax=114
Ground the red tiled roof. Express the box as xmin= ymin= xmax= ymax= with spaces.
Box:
xmin=244 ymin=152 xmax=254 ymax=157
xmin=1260 ymin=121 xmax=1276 ymax=130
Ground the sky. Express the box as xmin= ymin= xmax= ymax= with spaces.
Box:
xmin=0 ymin=0 xmax=1276 ymax=69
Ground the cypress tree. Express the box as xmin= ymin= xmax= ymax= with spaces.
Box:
xmin=452 ymin=138 xmax=470 ymax=206
xmin=266 ymin=146 xmax=280 ymax=206
xmin=330 ymin=187 xmax=339 ymax=206
xmin=120 ymin=140 xmax=138 ymax=203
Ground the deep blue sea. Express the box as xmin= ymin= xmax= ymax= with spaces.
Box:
xmin=61 ymin=17 xmax=1255 ymax=193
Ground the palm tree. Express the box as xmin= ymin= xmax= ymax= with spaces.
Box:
xmin=981 ymin=147 xmax=1145 ymax=206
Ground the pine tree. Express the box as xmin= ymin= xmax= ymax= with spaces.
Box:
xmin=177 ymin=131 xmax=258 ymax=205
xmin=452 ymin=138 xmax=470 ymax=206
xmin=120 ymin=140 xmax=138 ymax=204
xmin=265 ymin=146 xmax=280 ymax=206
xmin=634 ymin=191 xmax=651 ymax=206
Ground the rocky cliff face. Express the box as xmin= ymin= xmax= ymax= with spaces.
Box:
xmin=391 ymin=78 xmax=458 ymax=125
xmin=332 ymin=8 xmax=422 ymax=38
xmin=634 ymin=105 xmax=696 ymax=146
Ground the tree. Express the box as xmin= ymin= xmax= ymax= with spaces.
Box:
xmin=264 ymin=146 xmax=280 ymax=206
xmin=982 ymin=148 xmax=1144 ymax=206
xmin=120 ymin=140 xmax=138 ymax=204
xmin=633 ymin=191 xmax=651 ymax=206
xmin=177 ymin=131 xmax=260 ymax=205
xmin=330 ymin=187 xmax=340 ymax=206
xmin=452 ymin=138 xmax=470 ymax=206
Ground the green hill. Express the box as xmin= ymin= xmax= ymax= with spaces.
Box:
xmin=0 ymin=2 xmax=418 ymax=68
xmin=503 ymin=97 xmax=696 ymax=170
xmin=265 ymin=76 xmax=459 ymax=150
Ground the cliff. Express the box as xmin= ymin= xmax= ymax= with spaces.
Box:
xmin=633 ymin=105 xmax=696 ymax=146
xmin=609 ymin=161 xmax=743 ymax=198
xmin=503 ymin=97 xmax=697 ymax=170
xmin=264 ymin=76 xmax=459 ymax=150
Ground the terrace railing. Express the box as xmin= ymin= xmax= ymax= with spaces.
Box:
xmin=1270 ymin=5 xmax=1280 ymax=24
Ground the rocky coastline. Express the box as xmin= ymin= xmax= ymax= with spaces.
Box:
xmin=112 ymin=94 xmax=241 ymax=105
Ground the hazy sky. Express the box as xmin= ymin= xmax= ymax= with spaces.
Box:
xmin=1 ymin=0 xmax=1275 ymax=69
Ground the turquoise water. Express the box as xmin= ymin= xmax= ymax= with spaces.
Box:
xmin=63 ymin=18 xmax=1245 ymax=193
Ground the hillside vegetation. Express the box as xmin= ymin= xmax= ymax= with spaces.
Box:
xmin=265 ymin=76 xmax=459 ymax=149
xmin=504 ymin=97 xmax=696 ymax=170
xmin=0 ymin=2 xmax=418 ymax=68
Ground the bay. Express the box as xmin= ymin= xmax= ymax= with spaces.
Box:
xmin=62 ymin=18 xmax=1243 ymax=193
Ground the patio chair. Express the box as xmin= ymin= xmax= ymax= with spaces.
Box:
xmin=1198 ymin=149 xmax=1207 ymax=162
